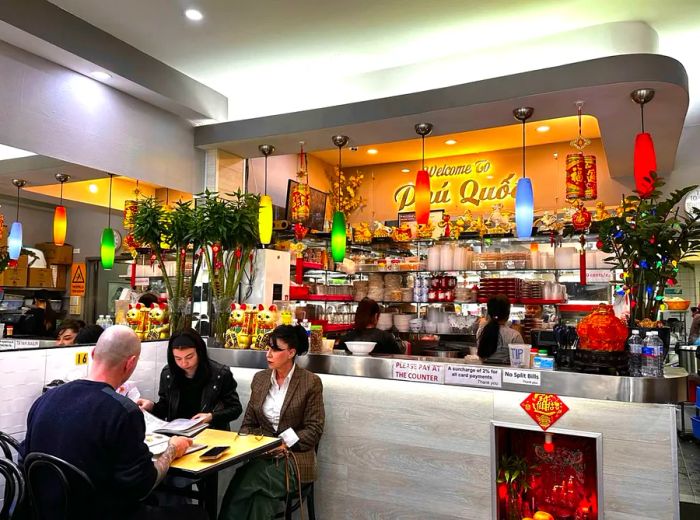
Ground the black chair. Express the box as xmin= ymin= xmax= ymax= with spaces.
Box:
xmin=24 ymin=453 xmax=96 ymax=520
xmin=0 ymin=432 xmax=21 ymax=462
xmin=0 ymin=458 xmax=25 ymax=520
xmin=274 ymin=445 xmax=318 ymax=520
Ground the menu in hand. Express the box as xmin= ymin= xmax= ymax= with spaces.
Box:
xmin=143 ymin=410 xmax=209 ymax=437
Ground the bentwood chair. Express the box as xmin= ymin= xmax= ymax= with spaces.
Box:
xmin=24 ymin=453 xmax=96 ymax=520
xmin=0 ymin=457 xmax=25 ymax=520
xmin=0 ymin=432 xmax=21 ymax=462
xmin=274 ymin=444 xmax=318 ymax=520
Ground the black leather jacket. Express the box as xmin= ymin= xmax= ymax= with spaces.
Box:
xmin=152 ymin=360 xmax=242 ymax=430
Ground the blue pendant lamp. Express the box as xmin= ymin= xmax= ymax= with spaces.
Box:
xmin=258 ymin=144 xmax=275 ymax=246
xmin=8 ymin=179 xmax=27 ymax=261
xmin=513 ymin=107 xmax=535 ymax=238
xmin=331 ymin=135 xmax=349 ymax=263
xmin=100 ymin=174 xmax=115 ymax=270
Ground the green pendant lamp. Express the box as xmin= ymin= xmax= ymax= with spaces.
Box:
xmin=100 ymin=173 xmax=115 ymax=270
xmin=331 ymin=135 xmax=349 ymax=263
xmin=258 ymin=144 xmax=275 ymax=245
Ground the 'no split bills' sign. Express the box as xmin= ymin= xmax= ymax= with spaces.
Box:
xmin=392 ymin=359 xmax=445 ymax=384
xmin=445 ymin=365 xmax=502 ymax=388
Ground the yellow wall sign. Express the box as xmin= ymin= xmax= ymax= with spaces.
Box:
xmin=75 ymin=351 xmax=88 ymax=365
xmin=70 ymin=263 xmax=86 ymax=296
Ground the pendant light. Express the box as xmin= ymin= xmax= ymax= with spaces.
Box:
xmin=631 ymin=88 xmax=656 ymax=198
xmin=258 ymin=144 xmax=275 ymax=245
xmin=100 ymin=174 xmax=115 ymax=270
xmin=513 ymin=107 xmax=535 ymax=238
xmin=331 ymin=135 xmax=349 ymax=263
xmin=8 ymin=179 xmax=26 ymax=261
xmin=53 ymin=173 xmax=70 ymax=246
xmin=414 ymin=123 xmax=433 ymax=225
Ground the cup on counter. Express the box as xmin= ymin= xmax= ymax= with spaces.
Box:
xmin=508 ymin=343 xmax=530 ymax=368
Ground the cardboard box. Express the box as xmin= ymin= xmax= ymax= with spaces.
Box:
xmin=17 ymin=254 xmax=29 ymax=269
xmin=35 ymin=243 xmax=73 ymax=265
xmin=51 ymin=265 xmax=68 ymax=290
xmin=1 ymin=268 xmax=28 ymax=287
xmin=28 ymin=268 xmax=54 ymax=288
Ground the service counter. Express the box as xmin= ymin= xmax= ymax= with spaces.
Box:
xmin=0 ymin=342 xmax=686 ymax=519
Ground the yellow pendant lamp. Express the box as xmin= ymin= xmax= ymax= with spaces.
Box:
xmin=100 ymin=173 xmax=115 ymax=270
xmin=258 ymin=144 xmax=275 ymax=245
xmin=331 ymin=135 xmax=349 ymax=263
xmin=53 ymin=173 xmax=70 ymax=246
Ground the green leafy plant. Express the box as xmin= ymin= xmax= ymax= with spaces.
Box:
xmin=497 ymin=454 xmax=538 ymax=520
xmin=597 ymin=174 xmax=700 ymax=323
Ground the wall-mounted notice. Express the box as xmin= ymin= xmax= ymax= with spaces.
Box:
xmin=445 ymin=365 xmax=502 ymax=388
xmin=503 ymin=369 xmax=542 ymax=387
xmin=392 ymin=359 xmax=445 ymax=384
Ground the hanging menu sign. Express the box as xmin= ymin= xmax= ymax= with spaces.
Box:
xmin=445 ymin=365 xmax=502 ymax=388
xmin=391 ymin=359 xmax=445 ymax=384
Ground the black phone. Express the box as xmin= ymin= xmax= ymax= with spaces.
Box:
xmin=198 ymin=446 xmax=228 ymax=461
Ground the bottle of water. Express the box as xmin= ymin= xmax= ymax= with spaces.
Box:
xmin=628 ymin=329 xmax=643 ymax=377
xmin=104 ymin=315 xmax=113 ymax=328
xmin=641 ymin=331 xmax=664 ymax=377
xmin=97 ymin=315 xmax=105 ymax=329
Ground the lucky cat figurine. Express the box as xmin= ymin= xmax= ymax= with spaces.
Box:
xmin=146 ymin=303 xmax=170 ymax=340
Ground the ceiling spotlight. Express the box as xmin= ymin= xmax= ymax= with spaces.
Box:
xmin=445 ymin=139 xmax=457 ymax=145
xmin=536 ymin=125 xmax=550 ymax=133
xmin=185 ymin=8 xmax=204 ymax=21
xmin=401 ymin=168 xmax=410 ymax=173
xmin=367 ymin=149 xmax=378 ymax=155
xmin=88 ymin=184 xmax=98 ymax=193
xmin=90 ymin=71 xmax=111 ymax=81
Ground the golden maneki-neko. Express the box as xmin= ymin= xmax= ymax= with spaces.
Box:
xmin=224 ymin=303 xmax=279 ymax=350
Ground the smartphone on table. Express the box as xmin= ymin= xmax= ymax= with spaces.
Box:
xmin=199 ymin=446 xmax=229 ymax=461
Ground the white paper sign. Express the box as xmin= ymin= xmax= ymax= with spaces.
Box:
xmin=445 ymin=365 xmax=502 ymax=388
xmin=14 ymin=339 xmax=40 ymax=349
xmin=0 ymin=339 xmax=14 ymax=350
xmin=503 ymin=369 xmax=542 ymax=386
xmin=586 ymin=270 xmax=612 ymax=284
xmin=392 ymin=359 xmax=445 ymax=384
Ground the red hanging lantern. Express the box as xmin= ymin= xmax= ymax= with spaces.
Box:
xmin=634 ymin=132 xmax=656 ymax=198
xmin=414 ymin=123 xmax=433 ymax=225
xmin=565 ymin=153 xmax=585 ymax=200
xmin=631 ymin=88 xmax=657 ymax=198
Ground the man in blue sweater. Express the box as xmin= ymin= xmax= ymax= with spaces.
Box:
xmin=21 ymin=325 xmax=206 ymax=519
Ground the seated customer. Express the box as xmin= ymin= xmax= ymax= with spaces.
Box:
xmin=19 ymin=325 xmax=203 ymax=520
xmin=138 ymin=328 xmax=242 ymax=430
xmin=219 ymin=325 xmax=325 ymax=520
xmin=338 ymin=297 xmax=403 ymax=354
xmin=477 ymin=295 xmax=524 ymax=363
xmin=55 ymin=319 xmax=83 ymax=346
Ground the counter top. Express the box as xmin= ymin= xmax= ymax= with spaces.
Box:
xmin=208 ymin=348 xmax=688 ymax=404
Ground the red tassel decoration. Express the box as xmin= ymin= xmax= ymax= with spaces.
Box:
xmin=633 ymin=132 xmax=656 ymax=198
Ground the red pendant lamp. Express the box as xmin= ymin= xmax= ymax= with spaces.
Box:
xmin=631 ymin=88 xmax=656 ymax=198
xmin=414 ymin=123 xmax=433 ymax=225
xmin=53 ymin=173 xmax=70 ymax=246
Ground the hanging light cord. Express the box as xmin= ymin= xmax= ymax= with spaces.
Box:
xmin=59 ymin=180 xmax=64 ymax=206
xmin=337 ymin=145 xmax=342 ymax=210
xmin=421 ymin=134 xmax=425 ymax=170
xmin=264 ymin=155 xmax=268 ymax=195
xmin=640 ymin=103 xmax=645 ymax=133
xmin=521 ymin=119 xmax=526 ymax=179
xmin=577 ymin=104 xmax=583 ymax=139
xmin=107 ymin=174 xmax=113 ymax=228
xmin=15 ymin=185 xmax=20 ymax=221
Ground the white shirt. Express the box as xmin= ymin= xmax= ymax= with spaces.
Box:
xmin=262 ymin=364 xmax=296 ymax=433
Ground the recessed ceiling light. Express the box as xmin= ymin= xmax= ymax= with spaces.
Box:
xmin=88 ymin=184 xmax=98 ymax=193
xmin=444 ymin=139 xmax=457 ymax=145
xmin=536 ymin=125 xmax=550 ymax=133
xmin=401 ymin=168 xmax=410 ymax=173
xmin=367 ymin=149 xmax=378 ymax=155
xmin=185 ymin=8 xmax=204 ymax=21
xmin=90 ymin=71 xmax=111 ymax=81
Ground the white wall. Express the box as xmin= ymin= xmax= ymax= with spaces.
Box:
xmin=0 ymin=40 xmax=203 ymax=194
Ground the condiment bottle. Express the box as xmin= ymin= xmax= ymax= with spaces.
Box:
xmin=529 ymin=348 xmax=539 ymax=368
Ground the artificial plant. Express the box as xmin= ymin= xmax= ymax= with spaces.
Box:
xmin=190 ymin=189 xmax=260 ymax=344
xmin=497 ymin=454 xmax=538 ymax=520
xmin=597 ymin=173 xmax=700 ymax=324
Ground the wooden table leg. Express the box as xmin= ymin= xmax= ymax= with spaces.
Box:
xmin=202 ymin=473 xmax=219 ymax=519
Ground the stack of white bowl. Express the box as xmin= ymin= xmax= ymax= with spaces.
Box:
xmin=393 ymin=314 xmax=412 ymax=333
xmin=367 ymin=273 xmax=384 ymax=301
xmin=377 ymin=313 xmax=394 ymax=330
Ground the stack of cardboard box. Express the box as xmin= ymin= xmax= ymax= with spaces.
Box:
xmin=35 ymin=243 xmax=73 ymax=290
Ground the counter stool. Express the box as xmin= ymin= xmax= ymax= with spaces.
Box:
xmin=24 ymin=452 xmax=96 ymax=520
xmin=0 ymin=457 xmax=25 ymax=520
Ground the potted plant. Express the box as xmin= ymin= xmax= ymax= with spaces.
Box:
xmin=597 ymin=175 xmax=700 ymax=326
xmin=189 ymin=189 xmax=260 ymax=345
xmin=497 ymin=454 xmax=538 ymax=520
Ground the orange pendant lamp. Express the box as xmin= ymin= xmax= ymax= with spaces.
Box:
xmin=258 ymin=144 xmax=275 ymax=246
xmin=414 ymin=123 xmax=433 ymax=225
xmin=631 ymin=88 xmax=656 ymax=198
xmin=53 ymin=173 xmax=70 ymax=246
xmin=331 ymin=135 xmax=349 ymax=263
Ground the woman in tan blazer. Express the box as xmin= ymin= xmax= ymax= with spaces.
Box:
xmin=219 ymin=325 xmax=325 ymax=520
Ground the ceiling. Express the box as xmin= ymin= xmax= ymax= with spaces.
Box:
xmin=310 ymin=115 xmax=601 ymax=167
xmin=47 ymin=0 xmax=700 ymax=125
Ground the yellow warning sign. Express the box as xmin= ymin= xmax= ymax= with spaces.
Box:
xmin=70 ymin=263 xmax=86 ymax=296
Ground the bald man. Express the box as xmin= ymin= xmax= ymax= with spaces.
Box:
xmin=21 ymin=326 xmax=206 ymax=520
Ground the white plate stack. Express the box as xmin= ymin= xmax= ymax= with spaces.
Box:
xmin=393 ymin=314 xmax=412 ymax=333
xmin=377 ymin=313 xmax=394 ymax=330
